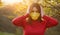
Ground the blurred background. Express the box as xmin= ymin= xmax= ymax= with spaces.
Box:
xmin=0 ymin=0 xmax=60 ymax=35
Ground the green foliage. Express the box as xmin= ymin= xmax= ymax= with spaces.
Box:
xmin=0 ymin=32 xmax=14 ymax=35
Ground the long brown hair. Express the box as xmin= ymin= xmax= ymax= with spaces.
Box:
xmin=27 ymin=3 xmax=42 ymax=24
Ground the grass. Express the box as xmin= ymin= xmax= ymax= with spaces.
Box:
xmin=0 ymin=32 xmax=14 ymax=35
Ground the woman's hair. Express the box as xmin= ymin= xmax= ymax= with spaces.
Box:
xmin=29 ymin=3 xmax=41 ymax=13
xmin=27 ymin=3 xmax=42 ymax=24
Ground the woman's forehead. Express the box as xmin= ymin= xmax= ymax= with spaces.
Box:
xmin=32 ymin=6 xmax=37 ymax=9
xmin=33 ymin=7 xmax=37 ymax=10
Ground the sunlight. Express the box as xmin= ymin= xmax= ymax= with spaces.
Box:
xmin=1 ymin=0 xmax=23 ymax=5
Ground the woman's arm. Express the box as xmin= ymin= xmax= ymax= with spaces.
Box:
xmin=43 ymin=15 xmax=58 ymax=28
xmin=12 ymin=14 xmax=29 ymax=27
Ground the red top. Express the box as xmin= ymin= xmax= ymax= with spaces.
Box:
xmin=12 ymin=14 xmax=58 ymax=35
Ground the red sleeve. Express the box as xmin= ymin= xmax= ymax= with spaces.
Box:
xmin=12 ymin=14 xmax=29 ymax=27
xmin=43 ymin=15 xmax=58 ymax=28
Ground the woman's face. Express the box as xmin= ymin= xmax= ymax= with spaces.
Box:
xmin=33 ymin=7 xmax=38 ymax=12
xmin=30 ymin=7 xmax=40 ymax=20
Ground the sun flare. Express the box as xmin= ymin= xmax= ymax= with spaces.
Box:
xmin=1 ymin=0 xmax=23 ymax=5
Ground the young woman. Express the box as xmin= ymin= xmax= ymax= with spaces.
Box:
xmin=12 ymin=3 xmax=58 ymax=35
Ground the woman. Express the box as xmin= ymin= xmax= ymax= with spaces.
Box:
xmin=12 ymin=3 xmax=58 ymax=35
